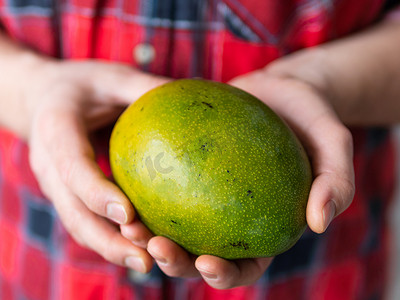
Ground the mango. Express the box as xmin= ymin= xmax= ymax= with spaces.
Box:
xmin=109 ymin=79 xmax=312 ymax=259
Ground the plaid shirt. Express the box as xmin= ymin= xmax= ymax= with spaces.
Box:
xmin=0 ymin=1 xmax=399 ymax=299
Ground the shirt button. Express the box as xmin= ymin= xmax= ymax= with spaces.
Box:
xmin=133 ymin=43 xmax=155 ymax=65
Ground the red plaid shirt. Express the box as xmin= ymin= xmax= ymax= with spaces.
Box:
xmin=0 ymin=1 xmax=398 ymax=299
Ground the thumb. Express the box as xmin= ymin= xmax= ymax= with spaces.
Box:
xmin=86 ymin=62 xmax=171 ymax=105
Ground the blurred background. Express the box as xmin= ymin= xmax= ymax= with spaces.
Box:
xmin=387 ymin=126 xmax=400 ymax=300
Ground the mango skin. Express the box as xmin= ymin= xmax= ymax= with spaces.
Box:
xmin=110 ymin=79 xmax=312 ymax=259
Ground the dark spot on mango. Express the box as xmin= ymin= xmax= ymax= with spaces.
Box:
xmin=200 ymin=143 xmax=209 ymax=151
xmin=201 ymin=101 xmax=214 ymax=109
xmin=171 ymin=220 xmax=180 ymax=225
xmin=229 ymin=241 xmax=249 ymax=250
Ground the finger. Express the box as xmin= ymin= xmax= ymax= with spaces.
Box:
xmin=60 ymin=198 xmax=153 ymax=273
xmin=60 ymin=196 xmax=153 ymax=273
xmin=284 ymin=94 xmax=354 ymax=233
xmin=31 ymin=148 xmax=153 ymax=273
xmin=36 ymin=105 xmax=134 ymax=225
xmin=230 ymin=74 xmax=355 ymax=233
xmin=81 ymin=62 xmax=170 ymax=105
xmin=147 ymin=236 xmax=199 ymax=278
xmin=305 ymin=122 xmax=355 ymax=233
xmin=120 ymin=219 xmax=154 ymax=248
xmin=195 ymin=256 xmax=273 ymax=289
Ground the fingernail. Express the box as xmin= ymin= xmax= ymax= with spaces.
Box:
xmin=323 ymin=200 xmax=336 ymax=231
xmin=106 ymin=202 xmax=127 ymax=224
xmin=125 ymin=256 xmax=146 ymax=273
xmin=198 ymin=269 xmax=218 ymax=280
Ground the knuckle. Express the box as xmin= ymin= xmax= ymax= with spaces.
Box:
xmin=61 ymin=212 xmax=87 ymax=248
xmin=85 ymin=190 xmax=101 ymax=211
xmin=100 ymin=234 xmax=123 ymax=265
xmin=342 ymin=178 xmax=356 ymax=208
xmin=159 ymin=263 xmax=182 ymax=278
xmin=171 ymin=267 xmax=189 ymax=278
xmin=339 ymin=126 xmax=354 ymax=150
xmin=57 ymin=156 xmax=106 ymax=214
xmin=345 ymin=177 xmax=356 ymax=196
xmin=212 ymin=278 xmax=237 ymax=290
xmin=58 ymin=155 xmax=78 ymax=187
xmin=80 ymin=179 xmax=107 ymax=215
xmin=158 ymin=267 xmax=176 ymax=278
xmin=28 ymin=152 xmax=55 ymax=199
xmin=62 ymin=210 xmax=80 ymax=235
xmin=331 ymin=175 xmax=355 ymax=215
xmin=157 ymin=258 xmax=193 ymax=278
xmin=70 ymin=232 xmax=87 ymax=249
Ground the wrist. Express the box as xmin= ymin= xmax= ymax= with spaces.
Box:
xmin=265 ymin=20 xmax=400 ymax=126
xmin=265 ymin=47 xmax=330 ymax=94
xmin=16 ymin=52 xmax=60 ymax=139
xmin=264 ymin=47 xmax=338 ymax=112
xmin=0 ymin=31 xmax=61 ymax=139
xmin=263 ymin=46 xmax=363 ymax=125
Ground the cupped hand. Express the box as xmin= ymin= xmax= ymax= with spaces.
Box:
xmin=27 ymin=60 xmax=169 ymax=273
xmin=123 ymin=59 xmax=355 ymax=289
xmin=229 ymin=67 xmax=355 ymax=234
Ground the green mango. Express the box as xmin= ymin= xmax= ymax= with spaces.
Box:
xmin=110 ymin=79 xmax=312 ymax=259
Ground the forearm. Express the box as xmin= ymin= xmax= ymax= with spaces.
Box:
xmin=0 ymin=31 xmax=54 ymax=139
xmin=267 ymin=19 xmax=400 ymax=126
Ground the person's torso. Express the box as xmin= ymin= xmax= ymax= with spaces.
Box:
xmin=1 ymin=0 xmax=396 ymax=81
xmin=0 ymin=1 xmax=399 ymax=299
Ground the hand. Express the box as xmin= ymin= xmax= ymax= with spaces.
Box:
xmin=229 ymin=62 xmax=355 ymax=234
xmin=27 ymin=60 xmax=169 ymax=272
xmin=122 ymin=57 xmax=355 ymax=289
xmin=121 ymin=226 xmax=273 ymax=289
xmin=26 ymin=59 xmax=272 ymax=286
